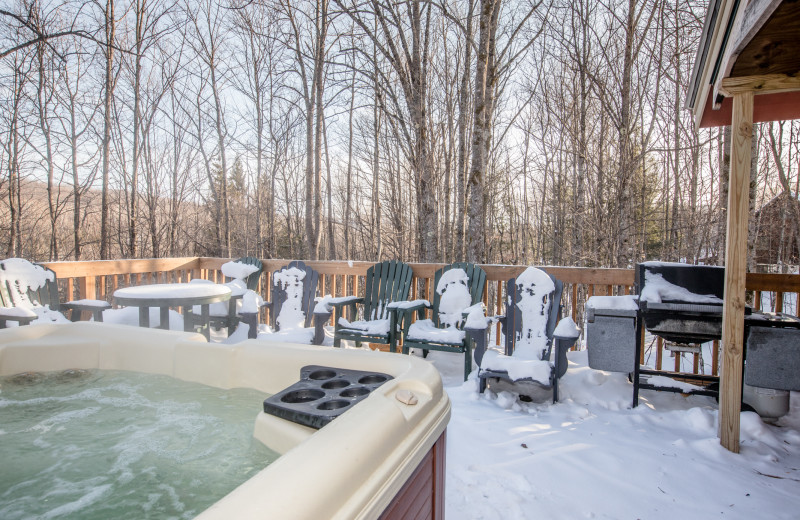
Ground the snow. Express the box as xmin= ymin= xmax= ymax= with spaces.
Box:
xmin=386 ymin=299 xmax=430 ymax=310
xmin=338 ymin=317 xmax=390 ymax=335
xmin=586 ymin=294 xmax=640 ymax=311
xmin=100 ymin=306 xmax=184 ymax=330
xmin=114 ymin=283 xmax=231 ymax=299
xmin=0 ymin=258 xmax=54 ymax=306
xmin=464 ymin=304 xmax=490 ymax=330
xmin=407 ymin=319 xmax=466 ymax=344
xmin=256 ymin=327 xmax=315 ymax=344
xmin=509 ymin=267 xmax=553 ymax=360
xmin=480 ymin=349 xmax=552 ymax=383
xmin=437 ymin=268 xmax=472 ymax=328
xmin=553 ymin=316 xmax=580 ymax=338
xmin=0 ymin=306 xmax=37 ymax=318
xmin=273 ymin=268 xmax=306 ymax=331
xmin=432 ymin=348 xmax=800 ymax=520
xmin=220 ymin=260 xmax=259 ymax=280
xmin=65 ymin=299 xmax=111 ymax=308
xmin=639 ymin=271 xmax=723 ymax=304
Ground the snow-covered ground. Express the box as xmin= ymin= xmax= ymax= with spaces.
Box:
xmin=415 ymin=347 xmax=800 ymax=520
xmin=216 ymin=322 xmax=800 ymax=519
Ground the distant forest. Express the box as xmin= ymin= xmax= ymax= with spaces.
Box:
xmin=1 ymin=0 xmax=799 ymax=269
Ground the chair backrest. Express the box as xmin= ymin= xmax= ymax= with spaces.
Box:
xmin=503 ymin=268 xmax=563 ymax=360
xmin=0 ymin=258 xmax=61 ymax=311
xmin=229 ymin=257 xmax=264 ymax=291
xmin=362 ymin=260 xmax=413 ymax=321
xmin=431 ymin=262 xmax=486 ymax=328
xmin=270 ymin=260 xmax=319 ymax=330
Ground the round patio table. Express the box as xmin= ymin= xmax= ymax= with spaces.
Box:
xmin=113 ymin=283 xmax=232 ymax=340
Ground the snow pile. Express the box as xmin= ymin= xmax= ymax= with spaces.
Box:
xmin=407 ymin=319 xmax=465 ymax=343
xmin=640 ymin=271 xmax=723 ymax=304
xmin=386 ymin=299 xmax=430 ymax=310
xmin=220 ymin=260 xmax=259 ymax=280
xmin=553 ymin=316 xmax=580 ymax=338
xmin=338 ymin=317 xmax=390 ymax=335
xmin=436 ymin=268 xmax=471 ymax=327
xmin=510 ymin=267 xmax=554 ymax=360
xmin=407 ymin=268 xmax=471 ymax=343
xmin=585 ymin=294 xmax=640 ymax=311
xmin=481 ymin=267 xmax=556 ymax=383
xmin=417 ymin=348 xmax=800 ymax=519
xmin=480 ymin=350 xmax=552 ymax=383
xmin=101 ymin=306 xmax=184 ymax=330
xmin=464 ymin=303 xmax=490 ymax=330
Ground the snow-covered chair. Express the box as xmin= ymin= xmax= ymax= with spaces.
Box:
xmin=189 ymin=257 xmax=264 ymax=337
xmin=471 ymin=267 xmax=580 ymax=403
xmin=313 ymin=260 xmax=413 ymax=351
xmin=248 ymin=261 xmax=321 ymax=344
xmin=396 ymin=262 xmax=487 ymax=381
xmin=0 ymin=258 xmax=110 ymax=327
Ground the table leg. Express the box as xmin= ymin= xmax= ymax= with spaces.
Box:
xmin=183 ymin=306 xmax=194 ymax=333
xmin=201 ymin=304 xmax=210 ymax=340
xmin=159 ymin=306 xmax=170 ymax=330
xmin=139 ymin=306 xmax=150 ymax=328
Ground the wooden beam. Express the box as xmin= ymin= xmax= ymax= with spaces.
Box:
xmin=719 ymin=89 xmax=754 ymax=454
xmin=699 ymin=89 xmax=800 ymax=127
xmin=720 ymin=73 xmax=800 ymax=96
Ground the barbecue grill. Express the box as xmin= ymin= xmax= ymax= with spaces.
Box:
xmin=632 ymin=262 xmax=800 ymax=409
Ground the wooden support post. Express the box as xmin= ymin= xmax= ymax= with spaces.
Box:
xmin=719 ymin=90 xmax=753 ymax=454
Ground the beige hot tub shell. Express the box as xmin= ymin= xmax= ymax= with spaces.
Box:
xmin=0 ymin=323 xmax=450 ymax=520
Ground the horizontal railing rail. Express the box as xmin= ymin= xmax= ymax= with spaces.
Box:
xmin=42 ymin=257 xmax=799 ymax=379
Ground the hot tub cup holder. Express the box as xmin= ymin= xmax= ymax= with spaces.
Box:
xmin=263 ymin=365 xmax=394 ymax=429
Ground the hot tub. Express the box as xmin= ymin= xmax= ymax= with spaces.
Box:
xmin=0 ymin=323 xmax=450 ymax=519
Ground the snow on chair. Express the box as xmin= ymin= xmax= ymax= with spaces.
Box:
xmin=470 ymin=267 xmax=580 ymax=403
xmin=247 ymin=260 xmax=320 ymax=344
xmin=395 ymin=262 xmax=487 ymax=381
xmin=0 ymin=258 xmax=110 ymax=328
xmin=313 ymin=260 xmax=413 ymax=351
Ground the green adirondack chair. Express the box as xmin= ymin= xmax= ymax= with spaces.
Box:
xmin=315 ymin=260 xmax=413 ymax=351
xmin=398 ymin=262 xmax=487 ymax=381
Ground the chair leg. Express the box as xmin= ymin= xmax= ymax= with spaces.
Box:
xmin=464 ymin=346 xmax=472 ymax=382
xmin=422 ymin=349 xmax=429 ymax=358
xmin=479 ymin=375 xmax=487 ymax=394
xmin=334 ymin=337 xmax=342 ymax=349
xmin=355 ymin=341 xmax=362 ymax=349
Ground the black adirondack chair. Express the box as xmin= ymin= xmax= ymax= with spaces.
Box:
xmin=240 ymin=260 xmax=320 ymax=341
xmin=471 ymin=268 xmax=579 ymax=403
xmin=398 ymin=262 xmax=487 ymax=381
xmin=0 ymin=258 xmax=110 ymax=328
xmin=314 ymin=260 xmax=413 ymax=351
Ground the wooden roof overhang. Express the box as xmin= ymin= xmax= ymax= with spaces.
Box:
xmin=685 ymin=0 xmax=799 ymax=453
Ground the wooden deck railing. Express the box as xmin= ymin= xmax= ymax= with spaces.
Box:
xmin=42 ymin=257 xmax=800 ymax=380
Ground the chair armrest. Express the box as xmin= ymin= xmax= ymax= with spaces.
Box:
xmin=0 ymin=308 xmax=37 ymax=328
xmin=393 ymin=300 xmax=432 ymax=334
xmin=61 ymin=300 xmax=111 ymax=322
xmin=61 ymin=300 xmax=112 ymax=311
xmin=327 ymin=296 xmax=364 ymax=310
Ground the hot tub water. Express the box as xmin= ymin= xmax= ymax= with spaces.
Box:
xmin=0 ymin=369 xmax=277 ymax=520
